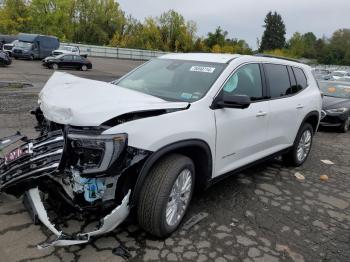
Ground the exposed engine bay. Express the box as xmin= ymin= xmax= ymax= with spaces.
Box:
xmin=0 ymin=112 xmax=151 ymax=248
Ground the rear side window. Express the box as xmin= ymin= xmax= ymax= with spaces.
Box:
xmin=293 ymin=67 xmax=308 ymax=91
xmin=264 ymin=64 xmax=291 ymax=98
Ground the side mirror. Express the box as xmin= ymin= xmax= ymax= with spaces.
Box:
xmin=212 ymin=94 xmax=251 ymax=109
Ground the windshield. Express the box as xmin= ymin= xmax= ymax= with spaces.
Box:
xmin=333 ymin=71 xmax=346 ymax=77
xmin=113 ymin=59 xmax=226 ymax=102
xmin=17 ymin=41 xmax=32 ymax=50
xmin=319 ymin=82 xmax=350 ymax=99
xmin=62 ymin=46 xmax=74 ymax=51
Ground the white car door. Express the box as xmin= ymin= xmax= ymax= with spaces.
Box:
xmin=214 ymin=63 xmax=270 ymax=177
xmin=263 ymin=64 xmax=299 ymax=151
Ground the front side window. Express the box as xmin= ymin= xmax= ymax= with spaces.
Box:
xmin=63 ymin=55 xmax=72 ymax=61
xmin=264 ymin=64 xmax=291 ymax=98
xmin=223 ymin=64 xmax=263 ymax=100
xmin=114 ymin=59 xmax=226 ymax=102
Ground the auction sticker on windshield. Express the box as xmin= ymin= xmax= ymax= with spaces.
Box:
xmin=190 ymin=66 xmax=216 ymax=73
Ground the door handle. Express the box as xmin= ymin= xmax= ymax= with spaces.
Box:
xmin=296 ymin=104 xmax=304 ymax=109
xmin=256 ymin=111 xmax=267 ymax=117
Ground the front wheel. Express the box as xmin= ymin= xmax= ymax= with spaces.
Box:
xmin=81 ymin=65 xmax=88 ymax=71
xmin=137 ymin=154 xmax=195 ymax=238
xmin=340 ymin=117 xmax=349 ymax=133
xmin=283 ymin=123 xmax=313 ymax=166
xmin=51 ymin=63 xmax=58 ymax=70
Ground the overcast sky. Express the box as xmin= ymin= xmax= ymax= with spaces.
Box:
xmin=118 ymin=0 xmax=349 ymax=49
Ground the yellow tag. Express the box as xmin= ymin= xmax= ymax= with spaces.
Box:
xmin=327 ymin=87 xmax=336 ymax=93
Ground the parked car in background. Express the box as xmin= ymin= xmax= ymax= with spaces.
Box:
xmin=319 ymin=81 xmax=350 ymax=132
xmin=12 ymin=33 xmax=59 ymax=60
xmin=0 ymin=51 xmax=12 ymax=66
xmin=2 ymin=40 xmax=19 ymax=57
xmin=51 ymin=45 xmax=88 ymax=58
xmin=312 ymin=68 xmax=331 ymax=80
xmin=42 ymin=54 xmax=92 ymax=71
xmin=331 ymin=70 xmax=350 ymax=81
xmin=0 ymin=53 xmax=321 ymax=248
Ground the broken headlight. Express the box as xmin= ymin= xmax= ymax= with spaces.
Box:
xmin=68 ymin=133 xmax=127 ymax=174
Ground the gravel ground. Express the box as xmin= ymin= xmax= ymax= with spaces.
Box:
xmin=0 ymin=59 xmax=349 ymax=262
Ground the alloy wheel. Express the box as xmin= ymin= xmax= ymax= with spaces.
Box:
xmin=296 ymin=129 xmax=312 ymax=162
xmin=165 ymin=169 xmax=192 ymax=227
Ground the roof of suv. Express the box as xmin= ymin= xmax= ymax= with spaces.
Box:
xmin=159 ymin=53 xmax=307 ymax=69
xmin=160 ymin=53 xmax=241 ymax=63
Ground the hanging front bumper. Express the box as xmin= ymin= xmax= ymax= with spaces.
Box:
xmin=27 ymin=187 xmax=131 ymax=249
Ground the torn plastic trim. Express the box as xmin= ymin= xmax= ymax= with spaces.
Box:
xmin=27 ymin=187 xmax=131 ymax=248
xmin=0 ymin=132 xmax=27 ymax=151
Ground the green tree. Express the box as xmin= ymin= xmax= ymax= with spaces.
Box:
xmin=73 ymin=0 xmax=125 ymax=45
xmin=157 ymin=10 xmax=197 ymax=52
xmin=29 ymin=0 xmax=75 ymax=40
xmin=205 ymin=26 xmax=227 ymax=48
xmin=259 ymin=11 xmax=286 ymax=51
xmin=302 ymin=32 xmax=317 ymax=58
xmin=0 ymin=0 xmax=31 ymax=34
xmin=287 ymin=32 xmax=305 ymax=57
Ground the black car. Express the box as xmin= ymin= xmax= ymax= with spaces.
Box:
xmin=0 ymin=51 xmax=12 ymax=66
xmin=42 ymin=54 xmax=92 ymax=71
xmin=319 ymin=81 xmax=350 ymax=132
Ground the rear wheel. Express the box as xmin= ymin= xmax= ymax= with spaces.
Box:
xmin=29 ymin=55 xmax=34 ymax=61
xmin=283 ymin=123 xmax=313 ymax=166
xmin=52 ymin=63 xmax=58 ymax=70
xmin=81 ymin=65 xmax=88 ymax=71
xmin=137 ymin=154 xmax=195 ymax=237
xmin=340 ymin=117 xmax=349 ymax=133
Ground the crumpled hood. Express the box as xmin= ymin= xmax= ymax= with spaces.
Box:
xmin=39 ymin=72 xmax=189 ymax=126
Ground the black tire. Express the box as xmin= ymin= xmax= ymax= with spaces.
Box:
xmin=14 ymin=57 xmax=18 ymax=60
xmin=81 ymin=64 xmax=88 ymax=71
xmin=340 ymin=118 xmax=349 ymax=133
xmin=52 ymin=63 xmax=58 ymax=70
xmin=137 ymin=154 xmax=195 ymax=238
xmin=283 ymin=123 xmax=313 ymax=167
xmin=29 ymin=55 xmax=34 ymax=61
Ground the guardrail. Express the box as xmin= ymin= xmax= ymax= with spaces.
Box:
xmin=60 ymin=43 xmax=168 ymax=60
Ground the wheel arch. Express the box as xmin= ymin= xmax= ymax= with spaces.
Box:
xmin=302 ymin=111 xmax=320 ymax=134
xmin=130 ymin=139 xmax=213 ymax=205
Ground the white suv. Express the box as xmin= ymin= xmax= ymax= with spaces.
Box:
xmin=0 ymin=53 xmax=322 ymax=248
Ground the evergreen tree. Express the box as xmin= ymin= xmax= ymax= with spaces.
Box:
xmin=259 ymin=11 xmax=286 ymax=52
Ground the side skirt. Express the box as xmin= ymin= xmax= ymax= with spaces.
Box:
xmin=207 ymin=148 xmax=291 ymax=187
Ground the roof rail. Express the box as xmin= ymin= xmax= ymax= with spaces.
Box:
xmin=254 ymin=53 xmax=301 ymax=63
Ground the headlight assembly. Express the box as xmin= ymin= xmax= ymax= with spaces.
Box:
xmin=68 ymin=133 xmax=127 ymax=174
xmin=326 ymin=108 xmax=349 ymax=114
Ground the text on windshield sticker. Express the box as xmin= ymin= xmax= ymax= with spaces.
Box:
xmin=190 ymin=66 xmax=216 ymax=73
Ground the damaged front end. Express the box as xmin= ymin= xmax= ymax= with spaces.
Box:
xmin=0 ymin=125 xmax=150 ymax=248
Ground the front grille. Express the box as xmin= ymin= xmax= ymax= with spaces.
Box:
xmin=0 ymin=130 xmax=64 ymax=191
xmin=321 ymin=110 xmax=326 ymax=120
xmin=3 ymin=46 xmax=12 ymax=51
xmin=13 ymin=49 xmax=22 ymax=54
xmin=53 ymin=51 xmax=62 ymax=56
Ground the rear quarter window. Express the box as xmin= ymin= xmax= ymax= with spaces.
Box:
xmin=293 ymin=67 xmax=308 ymax=91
